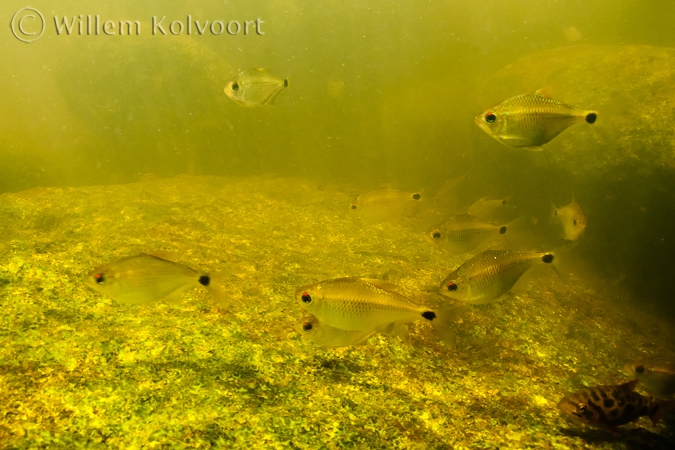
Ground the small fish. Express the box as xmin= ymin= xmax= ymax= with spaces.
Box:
xmin=558 ymin=379 xmax=675 ymax=435
xmin=299 ymin=314 xmax=375 ymax=348
xmin=426 ymin=213 xmax=507 ymax=254
xmin=433 ymin=174 xmax=467 ymax=214
xmin=296 ymin=277 xmax=454 ymax=342
xmin=467 ymin=196 xmax=513 ymax=222
xmin=624 ymin=362 xmax=675 ymax=398
xmin=439 ymin=249 xmax=554 ymax=304
xmin=349 ymin=187 xmax=422 ymax=222
xmin=326 ymin=79 xmax=346 ymax=99
xmin=554 ymin=197 xmax=587 ymax=241
xmin=85 ymin=253 xmax=228 ymax=307
xmin=475 ymin=91 xmax=597 ymax=150
xmin=224 ymin=68 xmax=288 ymax=107
xmin=563 ymin=26 xmax=583 ymax=42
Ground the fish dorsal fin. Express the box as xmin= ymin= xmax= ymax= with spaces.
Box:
xmin=535 ymin=87 xmax=555 ymax=99
xmin=144 ymin=251 xmax=181 ymax=262
xmin=622 ymin=379 xmax=640 ymax=392
xmin=360 ymin=278 xmax=401 ymax=292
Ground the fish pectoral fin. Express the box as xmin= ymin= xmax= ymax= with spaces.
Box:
xmin=521 ymin=146 xmax=544 ymax=152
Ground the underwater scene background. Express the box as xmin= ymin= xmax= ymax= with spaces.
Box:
xmin=2 ymin=0 xmax=675 ymax=448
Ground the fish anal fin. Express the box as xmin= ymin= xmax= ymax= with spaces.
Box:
xmin=158 ymin=288 xmax=188 ymax=304
xmin=378 ymin=322 xmax=410 ymax=343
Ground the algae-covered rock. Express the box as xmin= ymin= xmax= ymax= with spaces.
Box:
xmin=477 ymin=45 xmax=675 ymax=178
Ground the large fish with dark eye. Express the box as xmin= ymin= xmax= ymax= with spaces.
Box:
xmin=439 ymin=249 xmax=554 ymax=304
xmin=299 ymin=314 xmax=375 ymax=348
xmin=349 ymin=187 xmax=422 ymax=222
xmin=557 ymin=379 xmax=675 ymax=435
xmin=554 ymin=197 xmax=587 ymax=241
xmin=426 ymin=213 xmax=507 ymax=254
xmin=85 ymin=253 xmax=228 ymax=307
xmin=224 ymin=68 xmax=288 ymax=107
xmin=475 ymin=90 xmax=597 ymax=151
xmin=624 ymin=362 xmax=675 ymax=398
xmin=295 ymin=277 xmax=455 ymax=342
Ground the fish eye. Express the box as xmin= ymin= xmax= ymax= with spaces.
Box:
xmin=635 ymin=365 xmax=645 ymax=374
xmin=94 ymin=273 xmax=105 ymax=284
xmin=446 ymin=282 xmax=458 ymax=292
xmin=302 ymin=322 xmax=313 ymax=332
xmin=432 ymin=231 xmax=441 ymax=239
xmin=231 ymin=82 xmax=239 ymax=92
xmin=501 ymin=200 xmax=506 ymax=206
xmin=485 ymin=112 xmax=497 ymax=123
xmin=350 ymin=204 xmax=357 ymax=210
xmin=573 ymin=219 xmax=578 ymax=226
xmin=301 ymin=292 xmax=312 ymax=303
xmin=577 ymin=404 xmax=587 ymax=412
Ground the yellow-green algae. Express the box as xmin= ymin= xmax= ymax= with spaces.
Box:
xmin=0 ymin=175 xmax=673 ymax=449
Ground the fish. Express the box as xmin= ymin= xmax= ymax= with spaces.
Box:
xmin=432 ymin=174 xmax=467 ymax=214
xmin=299 ymin=314 xmax=375 ymax=348
xmin=326 ymin=79 xmax=346 ymax=99
xmin=85 ymin=253 xmax=228 ymax=307
xmin=467 ymin=196 xmax=514 ymax=222
xmin=439 ymin=249 xmax=554 ymax=304
xmin=224 ymin=68 xmax=288 ymax=107
xmin=557 ymin=379 xmax=675 ymax=435
xmin=563 ymin=26 xmax=583 ymax=42
xmin=475 ymin=90 xmax=598 ymax=151
xmin=624 ymin=362 xmax=675 ymax=398
xmin=349 ymin=187 xmax=422 ymax=222
xmin=426 ymin=213 xmax=507 ymax=254
xmin=554 ymin=197 xmax=587 ymax=241
xmin=295 ymin=277 xmax=455 ymax=342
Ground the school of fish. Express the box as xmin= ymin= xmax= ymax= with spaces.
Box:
xmin=79 ymin=74 xmax=675 ymax=437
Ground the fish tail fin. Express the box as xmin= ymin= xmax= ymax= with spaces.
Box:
xmin=427 ymin=305 xmax=471 ymax=345
xmin=650 ymin=399 xmax=675 ymax=426
xmin=202 ymin=270 xmax=233 ymax=309
xmin=546 ymin=242 xmax=580 ymax=282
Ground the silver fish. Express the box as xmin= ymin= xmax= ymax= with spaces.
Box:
xmin=85 ymin=253 xmax=228 ymax=307
xmin=299 ymin=314 xmax=375 ymax=348
xmin=439 ymin=249 xmax=554 ymax=304
xmin=296 ymin=277 xmax=454 ymax=342
xmin=224 ymin=68 xmax=288 ymax=107
xmin=475 ymin=90 xmax=597 ymax=151
xmin=624 ymin=362 xmax=675 ymax=398
xmin=467 ymin=196 xmax=513 ymax=222
xmin=554 ymin=197 xmax=587 ymax=241
xmin=349 ymin=187 xmax=422 ymax=222
xmin=426 ymin=213 xmax=507 ymax=254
